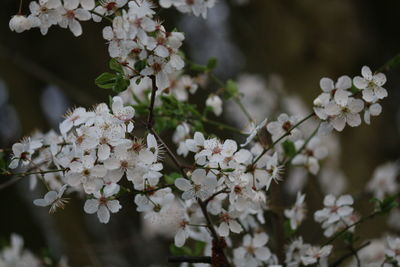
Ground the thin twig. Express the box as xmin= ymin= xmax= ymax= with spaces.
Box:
xmin=168 ymin=256 xmax=212 ymax=264
xmin=329 ymin=241 xmax=371 ymax=267
xmin=252 ymin=112 xmax=315 ymax=165
xmin=323 ymin=211 xmax=380 ymax=246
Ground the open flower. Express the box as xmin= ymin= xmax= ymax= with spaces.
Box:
xmin=233 ymin=233 xmax=271 ymax=267
xmin=217 ymin=210 xmax=243 ymax=236
xmin=83 ymin=184 xmax=121 ymax=223
xmin=353 ymin=66 xmax=387 ymax=102
xmin=33 ymin=184 xmax=69 ymax=213
xmin=174 ymin=169 xmax=217 ymax=200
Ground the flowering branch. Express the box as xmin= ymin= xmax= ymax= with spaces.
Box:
xmin=253 ymin=112 xmax=316 ymax=165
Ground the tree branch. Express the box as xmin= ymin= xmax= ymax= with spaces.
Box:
xmin=168 ymin=256 xmax=212 ymax=264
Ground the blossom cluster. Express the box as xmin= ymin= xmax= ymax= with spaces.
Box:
xmin=313 ymin=66 xmax=387 ymax=134
xmin=6 ymin=0 xmax=400 ymax=266
xmin=9 ymin=96 xmax=164 ymax=224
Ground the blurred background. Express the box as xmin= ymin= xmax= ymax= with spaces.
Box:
xmin=1 ymin=0 xmax=400 ymax=266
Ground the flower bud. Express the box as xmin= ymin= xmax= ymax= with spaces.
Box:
xmin=9 ymin=15 xmax=32 ymax=33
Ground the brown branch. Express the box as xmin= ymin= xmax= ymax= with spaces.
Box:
xmin=147 ymin=75 xmax=158 ymax=129
xmin=168 ymin=256 xmax=212 ymax=264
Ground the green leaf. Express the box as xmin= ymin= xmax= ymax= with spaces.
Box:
xmin=109 ymin=58 xmax=123 ymax=73
xmin=282 ymin=140 xmax=296 ymax=158
xmin=134 ymin=60 xmax=147 ymax=72
xmin=224 ymin=79 xmax=239 ymax=99
xmin=283 ymin=220 xmax=296 ymax=237
xmin=206 ymin=57 xmax=218 ymax=70
xmin=193 ymin=241 xmax=206 ymax=256
xmin=169 ymin=244 xmax=193 ymax=256
xmin=113 ymin=75 xmax=129 ymax=93
xmin=95 ymin=72 xmax=117 ymax=89
xmin=379 ymin=195 xmax=398 ymax=213
xmin=190 ymin=63 xmax=208 ymax=72
xmin=165 ymin=172 xmax=181 ymax=185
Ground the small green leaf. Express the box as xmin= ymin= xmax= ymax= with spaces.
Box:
xmin=113 ymin=75 xmax=129 ymax=93
xmin=109 ymin=58 xmax=123 ymax=73
xmin=134 ymin=60 xmax=147 ymax=72
xmin=95 ymin=72 xmax=117 ymax=89
xmin=224 ymin=79 xmax=239 ymax=99
xmin=190 ymin=63 xmax=208 ymax=72
xmin=282 ymin=140 xmax=296 ymax=158
xmin=165 ymin=172 xmax=181 ymax=185
xmin=169 ymin=244 xmax=193 ymax=256
xmin=206 ymin=57 xmax=218 ymax=70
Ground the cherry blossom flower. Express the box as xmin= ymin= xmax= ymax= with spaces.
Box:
xmin=353 ymin=66 xmax=388 ymax=102
xmin=267 ymin=113 xmax=301 ymax=142
xmin=92 ymin=0 xmax=128 ymax=22
xmin=206 ymin=94 xmax=223 ymax=116
xmin=172 ymin=123 xmax=191 ymax=157
xmin=292 ymin=137 xmax=328 ymax=175
xmin=33 ymin=184 xmax=69 ymax=213
xmin=314 ymin=194 xmax=353 ymax=229
xmin=364 ymin=100 xmax=382 ymax=125
xmin=285 ymin=237 xmax=310 ymax=267
xmin=319 ymin=76 xmax=352 ymax=107
xmin=66 ymin=154 xmax=107 ymax=193
xmin=83 ymin=184 xmax=121 ymax=223
xmin=175 ymin=169 xmax=217 ymax=200
xmin=324 ymin=97 xmax=364 ymax=131
xmin=366 ymin=162 xmax=399 ymax=199
xmin=233 ymin=233 xmax=272 ymax=267
xmin=59 ymin=0 xmax=91 ymax=37
xmin=385 ymin=236 xmax=400 ymax=264
xmin=284 ymin=192 xmax=306 ymax=230
xmin=9 ymin=138 xmax=43 ymax=169
xmin=9 ymin=15 xmax=32 ymax=33
xmin=217 ymin=210 xmax=243 ymax=236
xmin=301 ymin=245 xmax=332 ymax=266
xmin=241 ymin=118 xmax=267 ymax=147
xmin=28 ymin=0 xmax=63 ymax=35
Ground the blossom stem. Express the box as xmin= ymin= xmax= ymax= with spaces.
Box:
xmin=234 ymin=97 xmax=254 ymax=123
xmin=252 ymin=112 xmax=316 ymax=165
xmin=209 ymin=73 xmax=254 ymax=123
xmin=1 ymin=168 xmax=66 ymax=177
xmin=0 ymin=168 xmax=66 ymax=190
xmin=18 ymin=0 xmax=23 ymax=14
xmin=329 ymin=241 xmax=371 ymax=267
xmin=200 ymin=118 xmax=247 ymax=136
xmin=89 ymin=10 xmax=113 ymax=23
xmin=283 ymin=123 xmax=320 ymax=165
xmin=147 ymin=75 xmax=158 ymax=129
xmin=322 ymin=210 xmax=381 ymax=246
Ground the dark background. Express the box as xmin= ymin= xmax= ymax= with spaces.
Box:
xmin=1 ymin=0 xmax=400 ymax=266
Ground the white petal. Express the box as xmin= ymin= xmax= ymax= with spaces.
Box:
xmin=229 ymin=220 xmax=243 ymax=233
xmin=107 ymin=200 xmax=122 ymax=213
xmin=337 ymin=195 xmax=353 ymax=206
xmin=346 ymin=113 xmax=361 ymax=127
xmin=336 ymin=75 xmax=352 ymax=90
xmin=323 ymin=195 xmax=336 ymax=206
xmin=84 ymin=199 xmax=99 ymax=214
xmin=97 ymin=205 xmax=110 ymax=223
xmin=361 ymin=66 xmax=372 ymax=80
xmin=353 ymin=77 xmax=368 ymax=89
xmin=175 ymin=178 xmax=192 ymax=191
xmin=320 ymin=78 xmax=334 ymax=92
xmin=254 ymin=247 xmax=271 ymax=261
xmin=218 ymin=222 xmax=229 ymax=237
